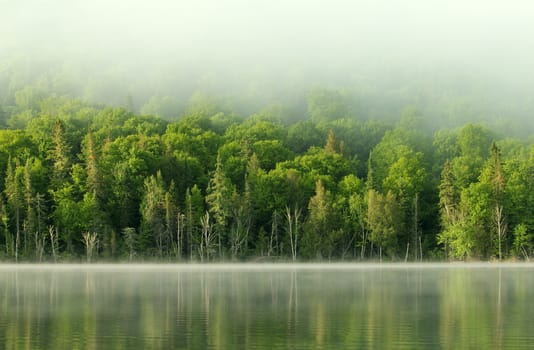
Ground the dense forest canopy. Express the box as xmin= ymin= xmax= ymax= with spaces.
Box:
xmin=0 ymin=1 xmax=533 ymax=261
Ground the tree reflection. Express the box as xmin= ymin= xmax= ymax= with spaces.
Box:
xmin=0 ymin=266 xmax=533 ymax=349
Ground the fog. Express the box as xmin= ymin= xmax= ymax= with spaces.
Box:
xmin=2 ymin=0 xmax=534 ymax=129
xmin=3 ymin=263 xmax=534 ymax=348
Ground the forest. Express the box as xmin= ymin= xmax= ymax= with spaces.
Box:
xmin=2 ymin=1 xmax=534 ymax=262
xmin=0 ymin=73 xmax=533 ymax=262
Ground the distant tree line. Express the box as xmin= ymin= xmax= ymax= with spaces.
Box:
xmin=0 ymin=92 xmax=533 ymax=262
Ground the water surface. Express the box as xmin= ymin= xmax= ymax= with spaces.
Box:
xmin=1 ymin=263 xmax=533 ymax=349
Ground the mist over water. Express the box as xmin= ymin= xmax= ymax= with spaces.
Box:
xmin=2 ymin=0 xmax=534 ymax=130
xmin=2 ymin=264 xmax=534 ymax=349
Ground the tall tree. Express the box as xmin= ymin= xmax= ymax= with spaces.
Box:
xmin=83 ymin=129 xmax=103 ymax=200
xmin=302 ymin=179 xmax=337 ymax=259
xmin=484 ymin=143 xmax=507 ymax=259
xmin=22 ymin=158 xmax=35 ymax=257
xmin=5 ymin=158 xmax=22 ymax=260
xmin=140 ymin=171 xmax=166 ymax=257
xmin=367 ymin=190 xmax=402 ymax=260
xmin=0 ymin=195 xmax=11 ymax=258
xmin=205 ymin=153 xmax=233 ymax=258
xmin=382 ymin=146 xmax=427 ymax=259
xmin=49 ymin=119 xmax=71 ymax=189
xmin=439 ymin=160 xmax=459 ymax=227
xmin=185 ymin=185 xmax=204 ymax=259
xmin=285 ymin=206 xmax=302 ymax=261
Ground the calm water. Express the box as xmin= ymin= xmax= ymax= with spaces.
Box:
xmin=1 ymin=263 xmax=534 ymax=349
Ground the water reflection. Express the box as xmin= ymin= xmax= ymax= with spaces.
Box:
xmin=1 ymin=264 xmax=534 ymax=349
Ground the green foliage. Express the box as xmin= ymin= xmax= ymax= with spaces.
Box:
xmin=367 ymin=190 xmax=402 ymax=258
xmin=0 ymin=90 xmax=533 ymax=261
xmin=140 ymin=171 xmax=168 ymax=256
xmin=512 ymin=224 xmax=532 ymax=260
xmin=382 ymin=147 xmax=426 ymax=202
xmin=307 ymin=88 xmax=350 ymax=122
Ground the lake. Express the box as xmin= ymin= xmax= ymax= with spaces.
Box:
xmin=1 ymin=263 xmax=534 ymax=349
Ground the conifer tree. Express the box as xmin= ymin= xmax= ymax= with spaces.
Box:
xmin=50 ymin=119 xmax=71 ymax=189
xmin=5 ymin=158 xmax=22 ymax=260
xmin=205 ymin=153 xmax=233 ymax=258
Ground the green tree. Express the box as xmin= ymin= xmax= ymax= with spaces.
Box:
xmin=337 ymin=174 xmax=367 ymax=259
xmin=512 ymin=224 xmax=532 ymax=260
xmin=367 ymin=190 xmax=402 ymax=260
xmin=0 ymin=195 xmax=11 ymax=258
xmin=487 ymin=143 xmax=506 ymax=259
xmin=140 ymin=172 xmax=167 ymax=257
xmin=382 ymin=146 xmax=427 ymax=259
xmin=302 ymin=179 xmax=339 ymax=259
xmin=4 ymin=158 xmax=22 ymax=260
xmin=49 ymin=119 xmax=71 ymax=189
xmin=205 ymin=153 xmax=234 ymax=258
xmin=185 ymin=185 xmax=204 ymax=259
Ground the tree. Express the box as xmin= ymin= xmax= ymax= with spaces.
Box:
xmin=438 ymin=160 xmax=460 ymax=258
xmin=0 ymin=195 xmax=11 ymax=258
xmin=140 ymin=172 xmax=167 ymax=257
xmin=22 ymin=158 xmax=35 ymax=257
xmin=450 ymin=124 xmax=492 ymax=189
xmin=82 ymin=231 xmax=98 ymax=262
xmin=83 ymin=129 xmax=103 ymax=200
xmin=367 ymin=190 xmax=402 ymax=260
xmin=33 ymin=193 xmax=47 ymax=261
xmin=302 ymin=179 xmax=337 ymax=259
xmin=49 ymin=119 xmax=71 ymax=189
xmin=228 ymin=188 xmax=252 ymax=259
xmin=490 ymin=142 xmax=507 ymax=260
xmin=199 ymin=211 xmax=215 ymax=261
xmin=439 ymin=160 xmax=459 ymax=227
xmin=5 ymin=158 xmax=22 ymax=260
xmin=285 ymin=206 xmax=302 ymax=262
xmin=122 ymin=227 xmax=137 ymax=261
xmin=456 ymin=182 xmax=492 ymax=259
xmin=382 ymin=146 xmax=427 ymax=260
xmin=512 ymin=224 xmax=531 ymax=260
xmin=482 ymin=143 xmax=507 ymax=259
xmin=185 ymin=185 xmax=204 ymax=259
xmin=287 ymin=120 xmax=326 ymax=154
xmin=337 ymin=174 xmax=367 ymax=259
xmin=324 ymin=129 xmax=341 ymax=155
xmin=205 ymin=153 xmax=234 ymax=258
xmin=50 ymin=184 xmax=83 ymax=255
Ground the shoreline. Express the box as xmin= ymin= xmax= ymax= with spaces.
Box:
xmin=1 ymin=261 xmax=534 ymax=270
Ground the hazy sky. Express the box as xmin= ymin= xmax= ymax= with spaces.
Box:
xmin=2 ymin=0 xmax=534 ymax=118
xmin=3 ymin=0 xmax=534 ymax=66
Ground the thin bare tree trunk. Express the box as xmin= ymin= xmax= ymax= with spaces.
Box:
xmin=286 ymin=206 xmax=301 ymax=262
xmin=49 ymin=226 xmax=58 ymax=263
xmin=495 ymin=205 xmax=506 ymax=260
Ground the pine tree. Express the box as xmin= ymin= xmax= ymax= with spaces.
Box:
xmin=140 ymin=171 xmax=166 ymax=257
xmin=439 ymin=160 xmax=459 ymax=226
xmin=205 ymin=153 xmax=233 ymax=258
xmin=5 ymin=158 xmax=22 ymax=261
xmin=303 ymin=179 xmax=335 ymax=259
xmin=50 ymin=119 xmax=71 ymax=189
xmin=84 ymin=129 xmax=103 ymax=201
xmin=324 ymin=129 xmax=339 ymax=155
xmin=0 ymin=195 xmax=11 ymax=258
xmin=23 ymin=158 xmax=35 ymax=257
xmin=490 ymin=143 xmax=506 ymax=260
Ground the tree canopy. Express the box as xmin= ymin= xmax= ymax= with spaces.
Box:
xmin=0 ymin=88 xmax=533 ymax=262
